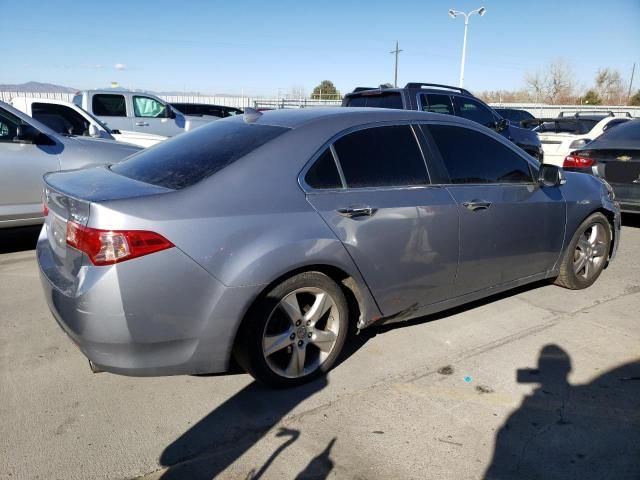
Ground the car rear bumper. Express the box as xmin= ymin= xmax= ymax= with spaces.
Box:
xmin=37 ymin=227 xmax=262 ymax=376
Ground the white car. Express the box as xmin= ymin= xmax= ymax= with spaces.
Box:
xmin=536 ymin=112 xmax=631 ymax=166
xmin=9 ymin=97 xmax=167 ymax=148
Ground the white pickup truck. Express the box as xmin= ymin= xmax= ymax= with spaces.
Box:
xmin=10 ymin=97 xmax=166 ymax=148
xmin=72 ymin=89 xmax=215 ymax=137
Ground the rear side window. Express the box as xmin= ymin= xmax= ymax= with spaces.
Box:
xmin=305 ymin=149 xmax=342 ymax=189
xmin=93 ymin=94 xmax=126 ymax=117
xmin=428 ymin=125 xmax=533 ymax=184
xmin=333 ymin=125 xmax=429 ymax=188
xmin=345 ymin=93 xmax=403 ymax=109
xmin=419 ymin=94 xmax=454 ymax=115
xmin=111 ymin=120 xmax=289 ymax=189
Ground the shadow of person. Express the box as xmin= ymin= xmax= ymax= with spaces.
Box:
xmin=159 ymin=377 xmax=327 ymax=479
xmin=484 ymin=344 xmax=640 ymax=480
xmin=295 ymin=437 xmax=336 ymax=480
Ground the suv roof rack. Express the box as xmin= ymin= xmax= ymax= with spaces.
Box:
xmin=352 ymin=87 xmax=378 ymax=93
xmin=557 ymin=110 xmax=633 ymax=118
xmin=404 ymin=82 xmax=472 ymax=96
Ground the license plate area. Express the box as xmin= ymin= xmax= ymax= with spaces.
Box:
xmin=605 ymin=162 xmax=640 ymax=184
xmin=48 ymin=212 xmax=68 ymax=259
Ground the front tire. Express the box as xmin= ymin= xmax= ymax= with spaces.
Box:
xmin=554 ymin=212 xmax=611 ymax=290
xmin=235 ymin=272 xmax=349 ymax=388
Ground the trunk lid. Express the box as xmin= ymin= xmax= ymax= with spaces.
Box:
xmin=580 ymin=148 xmax=640 ymax=203
xmin=41 ymin=166 xmax=173 ymax=288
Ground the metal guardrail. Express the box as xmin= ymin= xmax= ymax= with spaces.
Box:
xmin=1 ymin=91 xmax=638 ymax=117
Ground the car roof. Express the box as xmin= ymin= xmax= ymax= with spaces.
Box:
xmin=245 ymin=107 xmax=470 ymax=129
xmin=345 ymin=82 xmax=473 ymax=97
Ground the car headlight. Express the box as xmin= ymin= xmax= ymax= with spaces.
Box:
xmin=569 ymin=138 xmax=591 ymax=149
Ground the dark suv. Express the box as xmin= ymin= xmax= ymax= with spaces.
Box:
xmin=343 ymin=83 xmax=543 ymax=161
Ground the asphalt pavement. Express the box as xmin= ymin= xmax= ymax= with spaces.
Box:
xmin=1 ymin=218 xmax=639 ymax=480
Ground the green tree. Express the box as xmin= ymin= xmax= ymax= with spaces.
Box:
xmin=630 ymin=90 xmax=640 ymax=106
xmin=311 ymin=80 xmax=340 ymax=100
xmin=581 ymin=89 xmax=602 ymax=105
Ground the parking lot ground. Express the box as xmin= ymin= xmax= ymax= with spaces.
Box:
xmin=1 ymin=218 xmax=639 ymax=480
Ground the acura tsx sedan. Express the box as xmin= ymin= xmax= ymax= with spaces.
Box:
xmin=37 ymin=108 xmax=621 ymax=387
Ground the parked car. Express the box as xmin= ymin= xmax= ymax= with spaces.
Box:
xmin=342 ymin=83 xmax=544 ymax=160
xmin=533 ymin=112 xmax=631 ymax=166
xmin=10 ymin=97 xmax=166 ymax=148
xmin=170 ymin=103 xmax=243 ymax=119
xmin=0 ymin=101 xmax=141 ymax=228
xmin=38 ymin=108 xmax=620 ymax=387
xmin=73 ymin=90 xmax=213 ymax=137
xmin=564 ymin=118 xmax=640 ymax=213
xmin=493 ymin=108 xmax=536 ymax=129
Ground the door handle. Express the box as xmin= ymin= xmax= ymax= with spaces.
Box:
xmin=337 ymin=206 xmax=377 ymax=218
xmin=135 ymin=121 xmax=149 ymax=127
xmin=462 ymin=200 xmax=492 ymax=211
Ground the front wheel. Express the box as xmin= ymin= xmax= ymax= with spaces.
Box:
xmin=234 ymin=272 xmax=349 ymax=388
xmin=554 ymin=212 xmax=611 ymax=290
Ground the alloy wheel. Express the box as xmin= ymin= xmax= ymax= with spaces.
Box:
xmin=261 ymin=287 xmax=341 ymax=379
xmin=573 ymin=223 xmax=607 ymax=280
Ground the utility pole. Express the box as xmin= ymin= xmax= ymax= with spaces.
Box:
xmin=390 ymin=41 xmax=403 ymax=88
xmin=627 ymin=62 xmax=636 ymax=105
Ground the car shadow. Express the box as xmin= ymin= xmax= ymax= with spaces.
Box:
xmin=484 ymin=345 xmax=640 ymax=479
xmin=158 ymin=377 xmax=330 ymax=479
xmin=0 ymin=225 xmax=41 ymax=254
xmin=622 ymin=213 xmax=640 ymax=228
xmin=158 ymin=280 xmax=549 ymax=479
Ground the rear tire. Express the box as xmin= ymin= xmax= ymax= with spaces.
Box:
xmin=234 ymin=272 xmax=349 ymax=388
xmin=554 ymin=212 xmax=611 ymax=290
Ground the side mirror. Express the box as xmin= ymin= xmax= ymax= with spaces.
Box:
xmin=14 ymin=124 xmax=40 ymax=144
xmin=88 ymin=124 xmax=101 ymax=137
xmin=538 ymin=163 xmax=566 ymax=187
xmin=165 ymin=106 xmax=176 ymax=119
xmin=495 ymin=118 xmax=509 ymax=132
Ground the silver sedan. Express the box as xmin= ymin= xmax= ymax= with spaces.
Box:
xmin=37 ymin=108 xmax=620 ymax=387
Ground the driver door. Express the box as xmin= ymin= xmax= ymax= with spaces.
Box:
xmin=132 ymin=95 xmax=181 ymax=137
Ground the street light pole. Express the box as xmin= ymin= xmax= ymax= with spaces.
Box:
xmin=448 ymin=7 xmax=486 ymax=88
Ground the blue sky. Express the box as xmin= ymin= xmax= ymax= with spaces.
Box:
xmin=1 ymin=0 xmax=639 ymax=96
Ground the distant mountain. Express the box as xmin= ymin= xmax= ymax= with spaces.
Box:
xmin=0 ymin=81 xmax=77 ymax=93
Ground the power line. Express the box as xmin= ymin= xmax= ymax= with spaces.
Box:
xmin=390 ymin=41 xmax=403 ymax=88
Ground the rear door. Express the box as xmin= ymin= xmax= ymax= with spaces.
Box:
xmin=0 ymin=108 xmax=60 ymax=222
xmin=303 ymin=124 xmax=459 ymax=316
xmin=422 ymin=123 xmax=565 ymax=295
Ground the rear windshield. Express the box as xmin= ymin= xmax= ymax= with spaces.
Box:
xmin=588 ymin=119 xmax=640 ymax=149
xmin=110 ymin=120 xmax=289 ymax=189
xmin=344 ymin=92 xmax=403 ymax=109
xmin=536 ymin=119 xmax=598 ymax=134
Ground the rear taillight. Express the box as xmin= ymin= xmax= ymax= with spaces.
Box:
xmin=563 ymin=154 xmax=595 ymax=168
xmin=66 ymin=222 xmax=174 ymax=265
xmin=42 ymin=190 xmax=49 ymax=216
